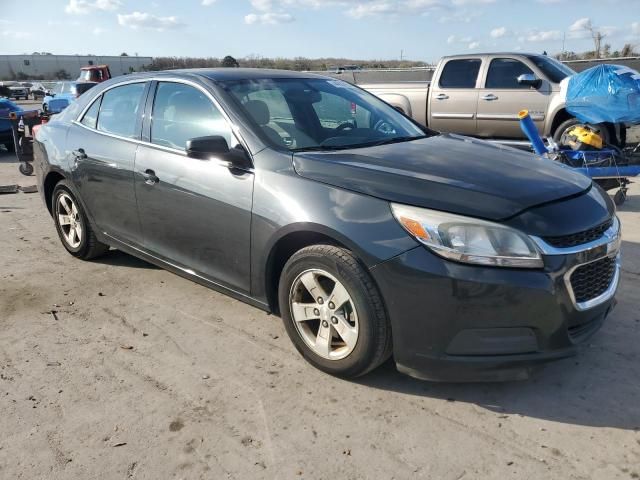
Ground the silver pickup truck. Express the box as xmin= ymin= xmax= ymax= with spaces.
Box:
xmin=361 ymin=53 xmax=624 ymax=145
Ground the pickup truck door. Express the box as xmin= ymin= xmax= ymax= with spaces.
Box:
xmin=476 ymin=57 xmax=551 ymax=139
xmin=428 ymin=58 xmax=482 ymax=136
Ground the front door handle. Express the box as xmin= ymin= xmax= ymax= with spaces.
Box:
xmin=141 ymin=169 xmax=159 ymax=185
xmin=72 ymin=148 xmax=87 ymax=160
xmin=435 ymin=93 xmax=449 ymax=100
xmin=481 ymin=94 xmax=499 ymax=101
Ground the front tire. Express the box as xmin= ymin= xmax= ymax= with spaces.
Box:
xmin=52 ymin=180 xmax=109 ymax=260
xmin=278 ymin=245 xmax=392 ymax=378
xmin=553 ymin=118 xmax=611 ymax=146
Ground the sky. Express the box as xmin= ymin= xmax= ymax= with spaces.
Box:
xmin=1 ymin=0 xmax=639 ymax=62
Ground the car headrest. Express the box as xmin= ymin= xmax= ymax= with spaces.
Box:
xmin=244 ymin=100 xmax=270 ymax=126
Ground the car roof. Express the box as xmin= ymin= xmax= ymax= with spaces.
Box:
xmin=121 ymin=68 xmax=327 ymax=83
xmin=441 ymin=52 xmax=542 ymax=59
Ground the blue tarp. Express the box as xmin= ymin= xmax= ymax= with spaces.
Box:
xmin=566 ymin=64 xmax=640 ymax=125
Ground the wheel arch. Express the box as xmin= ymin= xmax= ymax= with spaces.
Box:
xmin=43 ymin=170 xmax=66 ymax=215
xmin=263 ymin=224 xmax=372 ymax=315
xmin=549 ymin=108 xmax=573 ymax=137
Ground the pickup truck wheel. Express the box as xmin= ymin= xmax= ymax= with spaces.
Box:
xmin=553 ymin=118 xmax=611 ymax=146
xmin=278 ymin=245 xmax=392 ymax=378
xmin=52 ymin=181 xmax=109 ymax=260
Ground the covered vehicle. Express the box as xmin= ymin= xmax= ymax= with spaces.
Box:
xmin=0 ymin=98 xmax=22 ymax=152
xmin=566 ymin=64 xmax=640 ymax=125
xmin=43 ymin=81 xmax=98 ymax=114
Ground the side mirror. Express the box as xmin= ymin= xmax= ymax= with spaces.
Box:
xmin=517 ymin=74 xmax=542 ymax=89
xmin=186 ymin=135 xmax=251 ymax=170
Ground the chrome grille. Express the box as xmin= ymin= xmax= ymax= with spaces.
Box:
xmin=543 ymin=219 xmax=613 ymax=249
xmin=570 ymin=256 xmax=617 ymax=304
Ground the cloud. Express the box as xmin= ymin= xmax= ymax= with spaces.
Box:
xmin=490 ymin=26 xmax=508 ymax=38
xmin=201 ymin=0 xmax=217 ymax=4
xmin=633 ymin=22 xmax=640 ymax=35
xmin=250 ymin=0 xmax=274 ymax=10
xmin=468 ymin=41 xmax=480 ymax=49
xmin=1 ymin=30 xmax=32 ymax=39
xmin=526 ymin=29 xmax=562 ymax=42
xmin=244 ymin=12 xmax=295 ymax=24
xmin=452 ymin=0 xmax=494 ymax=4
xmin=92 ymin=27 xmax=106 ymax=35
xmin=447 ymin=34 xmax=473 ymax=44
xmin=346 ymin=2 xmax=399 ymax=18
xmin=65 ymin=0 xmax=121 ymax=14
xmin=118 ymin=11 xmax=185 ymax=30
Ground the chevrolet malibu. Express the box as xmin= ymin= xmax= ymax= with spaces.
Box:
xmin=33 ymin=70 xmax=621 ymax=381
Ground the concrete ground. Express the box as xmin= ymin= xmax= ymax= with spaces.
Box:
xmin=1 ymin=107 xmax=640 ymax=479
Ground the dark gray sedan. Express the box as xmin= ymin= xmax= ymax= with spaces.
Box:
xmin=33 ymin=69 xmax=621 ymax=381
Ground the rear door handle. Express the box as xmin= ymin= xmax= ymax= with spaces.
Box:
xmin=72 ymin=148 xmax=87 ymax=160
xmin=141 ymin=169 xmax=159 ymax=185
xmin=435 ymin=93 xmax=449 ymax=100
xmin=481 ymin=94 xmax=498 ymax=101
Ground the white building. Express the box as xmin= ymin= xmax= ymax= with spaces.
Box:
xmin=0 ymin=55 xmax=153 ymax=80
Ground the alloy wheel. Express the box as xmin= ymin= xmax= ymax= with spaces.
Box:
xmin=289 ymin=269 xmax=359 ymax=360
xmin=57 ymin=192 xmax=83 ymax=249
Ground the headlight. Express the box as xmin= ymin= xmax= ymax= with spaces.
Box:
xmin=391 ymin=203 xmax=543 ymax=268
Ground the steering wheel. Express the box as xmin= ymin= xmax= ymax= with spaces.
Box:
xmin=373 ymin=119 xmax=396 ymax=135
xmin=335 ymin=122 xmax=355 ymax=132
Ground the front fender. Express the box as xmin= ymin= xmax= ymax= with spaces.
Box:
xmin=249 ymin=149 xmax=418 ymax=304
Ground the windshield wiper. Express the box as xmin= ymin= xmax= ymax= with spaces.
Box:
xmin=291 ymin=145 xmax=357 ymax=152
xmin=292 ymin=135 xmax=429 ymax=153
xmin=366 ymin=135 xmax=429 ymax=147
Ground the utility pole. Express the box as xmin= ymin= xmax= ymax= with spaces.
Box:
xmin=400 ymin=49 xmax=404 ymax=61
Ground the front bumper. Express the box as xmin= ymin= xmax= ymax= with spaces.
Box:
xmin=371 ymin=230 xmax=620 ymax=382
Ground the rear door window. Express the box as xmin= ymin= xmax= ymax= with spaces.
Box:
xmin=485 ymin=58 xmax=535 ymax=89
xmin=80 ymin=96 xmax=101 ymax=129
xmin=97 ymin=83 xmax=146 ymax=138
xmin=150 ymin=82 xmax=233 ymax=150
xmin=438 ymin=59 xmax=482 ymax=88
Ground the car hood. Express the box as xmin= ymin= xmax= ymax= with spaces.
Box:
xmin=292 ymin=134 xmax=592 ymax=220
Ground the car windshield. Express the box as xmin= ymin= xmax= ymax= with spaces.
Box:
xmin=221 ymin=77 xmax=427 ymax=151
xmin=525 ymin=55 xmax=576 ymax=83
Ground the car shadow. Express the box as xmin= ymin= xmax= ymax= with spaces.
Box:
xmin=0 ymin=154 xmax=17 ymax=164
xmin=615 ymin=189 xmax=640 ymax=213
xmin=355 ymin=242 xmax=640 ymax=431
xmin=94 ymin=249 xmax=160 ymax=270
xmin=356 ymin=342 xmax=639 ymax=431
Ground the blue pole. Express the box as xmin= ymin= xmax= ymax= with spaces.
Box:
xmin=518 ymin=110 xmax=547 ymax=155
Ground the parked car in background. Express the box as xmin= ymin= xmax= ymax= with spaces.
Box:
xmin=361 ymin=52 xmax=626 ymax=146
xmin=0 ymin=98 xmax=22 ymax=151
xmin=34 ymin=69 xmax=620 ymax=381
xmin=43 ymin=81 xmax=98 ymax=114
xmin=8 ymin=84 xmax=30 ymax=101
xmin=30 ymin=82 xmax=54 ymax=100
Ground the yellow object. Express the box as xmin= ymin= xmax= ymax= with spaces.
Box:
xmin=518 ymin=110 xmax=529 ymax=119
xmin=565 ymin=125 xmax=604 ymax=149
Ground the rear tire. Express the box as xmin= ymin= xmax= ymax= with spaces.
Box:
xmin=52 ymin=180 xmax=109 ymax=260
xmin=278 ymin=245 xmax=392 ymax=378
